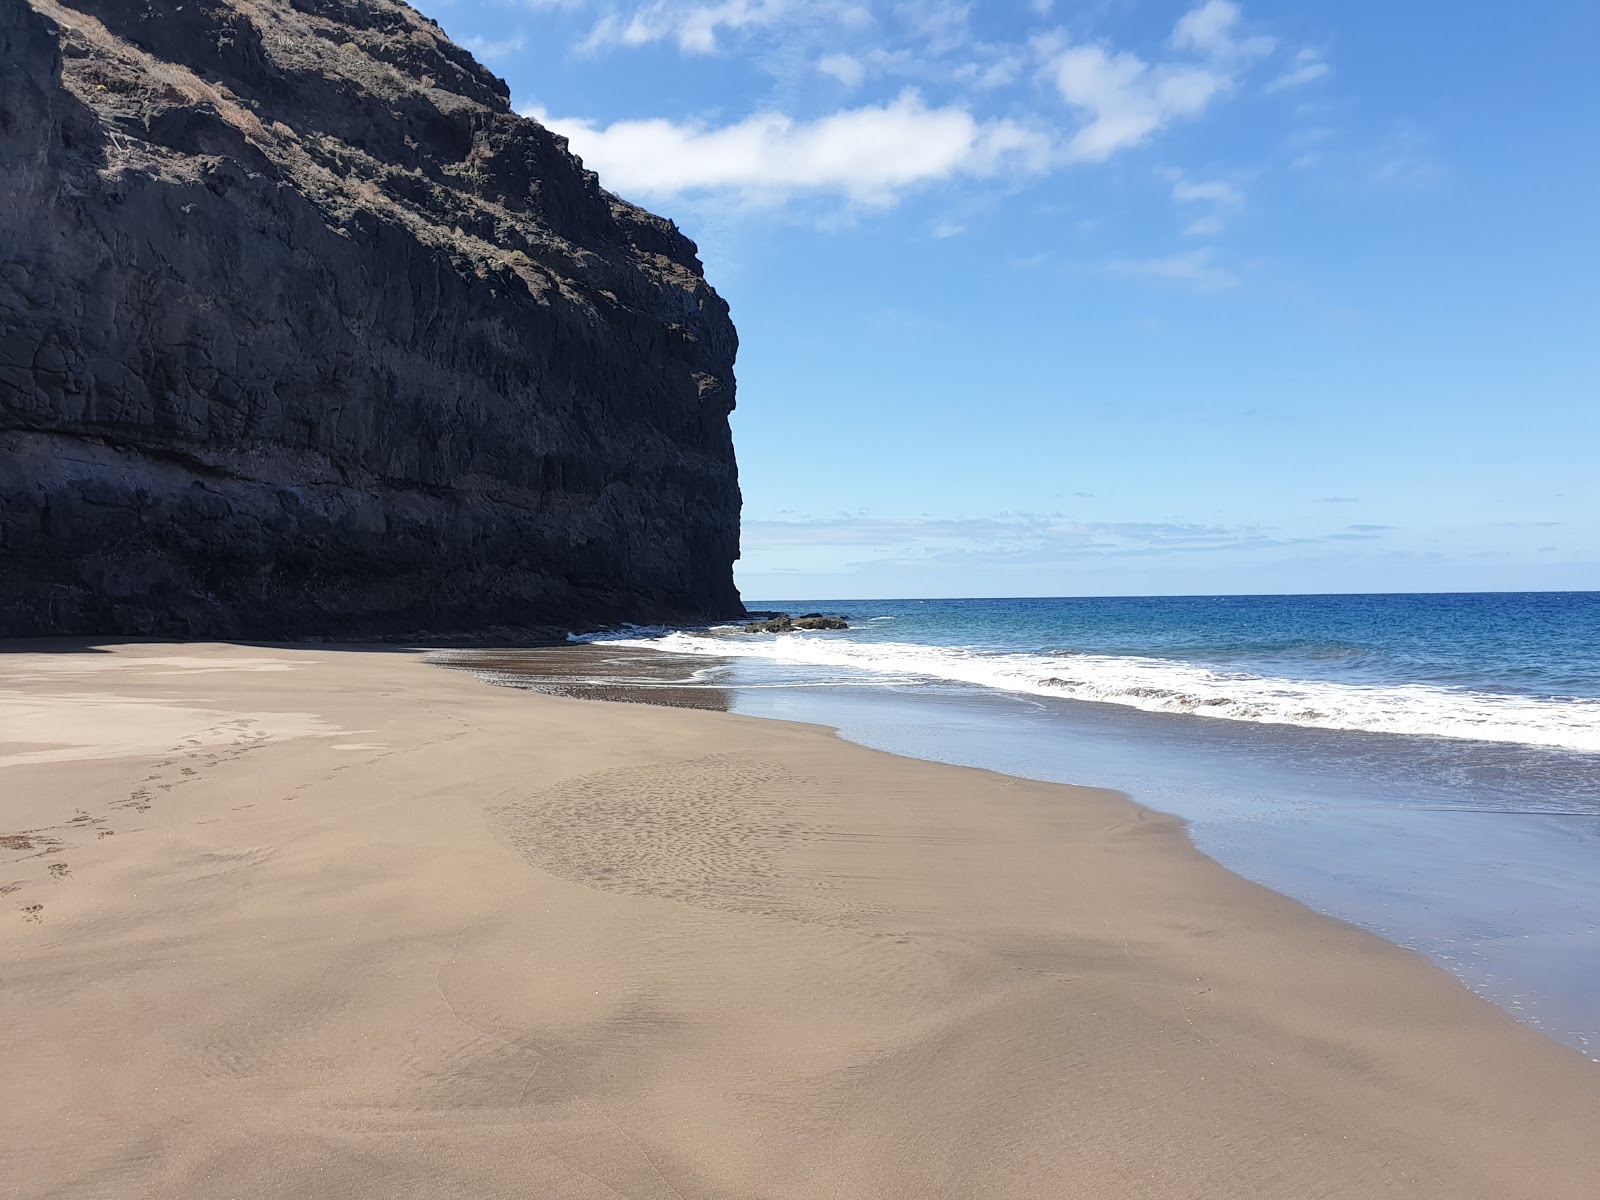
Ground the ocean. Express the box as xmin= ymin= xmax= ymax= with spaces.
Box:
xmin=573 ymin=592 xmax=1600 ymax=1055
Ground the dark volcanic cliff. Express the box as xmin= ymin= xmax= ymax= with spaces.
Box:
xmin=0 ymin=0 xmax=742 ymax=638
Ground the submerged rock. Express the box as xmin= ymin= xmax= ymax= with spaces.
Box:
xmin=0 ymin=0 xmax=743 ymax=639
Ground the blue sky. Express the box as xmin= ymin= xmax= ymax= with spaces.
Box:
xmin=420 ymin=0 xmax=1598 ymax=599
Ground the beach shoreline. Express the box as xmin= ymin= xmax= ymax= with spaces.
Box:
xmin=466 ymin=634 xmax=1600 ymax=1057
xmin=4 ymin=639 xmax=1598 ymax=1198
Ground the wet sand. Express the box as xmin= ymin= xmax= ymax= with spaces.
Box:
xmin=3 ymin=640 xmax=1599 ymax=1198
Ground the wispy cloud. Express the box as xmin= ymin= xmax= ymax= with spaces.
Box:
xmin=742 ymin=513 xmax=1370 ymax=574
xmin=581 ymin=0 xmax=793 ymax=54
xmin=460 ymin=33 xmax=528 ymax=62
xmin=1289 ymin=124 xmax=1446 ymax=194
xmin=1166 ymin=169 xmax=1244 ymax=236
xmin=1104 ymin=247 xmax=1238 ymax=292
xmin=1170 ymin=176 xmax=1244 ymax=207
xmin=817 ymin=52 xmax=865 ymax=89
xmin=1266 ymin=48 xmax=1331 ymax=92
xmin=527 ymin=91 xmax=1050 ymax=205
xmin=894 ymin=0 xmax=971 ymax=54
xmin=1365 ymin=127 xmax=1448 ymax=191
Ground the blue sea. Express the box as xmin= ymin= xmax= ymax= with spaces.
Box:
xmin=581 ymin=593 xmax=1600 ymax=1056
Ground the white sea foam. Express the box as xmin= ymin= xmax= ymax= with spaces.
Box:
xmin=583 ymin=631 xmax=1600 ymax=753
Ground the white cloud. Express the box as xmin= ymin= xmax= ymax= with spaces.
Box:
xmin=1040 ymin=1 xmax=1291 ymax=162
xmin=817 ymin=52 xmax=865 ymax=89
xmin=526 ymin=91 xmax=1051 ymax=205
xmin=1048 ymin=42 xmax=1229 ymax=162
xmin=1105 ymin=247 xmax=1238 ymax=292
xmin=1171 ymin=0 xmax=1275 ymax=61
xmin=582 ymin=0 xmax=790 ymax=54
xmin=1266 ymin=48 xmax=1331 ymax=92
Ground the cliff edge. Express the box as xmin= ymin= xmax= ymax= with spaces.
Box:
xmin=0 ymin=0 xmax=743 ymax=639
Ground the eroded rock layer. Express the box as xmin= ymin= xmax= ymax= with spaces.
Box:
xmin=0 ymin=0 xmax=742 ymax=638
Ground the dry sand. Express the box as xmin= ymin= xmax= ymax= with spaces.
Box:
xmin=2 ymin=641 xmax=1598 ymax=1199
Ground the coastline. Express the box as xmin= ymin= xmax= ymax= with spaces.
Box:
xmin=4 ymin=641 xmax=1599 ymax=1197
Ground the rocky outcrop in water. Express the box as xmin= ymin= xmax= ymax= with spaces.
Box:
xmin=741 ymin=614 xmax=849 ymax=633
xmin=0 ymin=0 xmax=742 ymax=639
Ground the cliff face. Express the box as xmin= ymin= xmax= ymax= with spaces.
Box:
xmin=0 ymin=0 xmax=742 ymax=639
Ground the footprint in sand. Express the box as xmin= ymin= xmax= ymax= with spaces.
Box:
xmin=0 ymin=882 xmax=22 ymax=896
xmin=119 ymin=788 xmax=153 ymax=812
xmin=21 ymin=903 xmax=42 ymax=923
xmin=47 ymin=863 xmax=70 ymax=879
xmin=1 ymin=831 xmax=63 ymax=853
xmin=64 ymin=812 xmax=109 ymax=836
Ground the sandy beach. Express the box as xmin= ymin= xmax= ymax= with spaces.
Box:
xmin=3 ymin=641 xmax=1598 ymax=1199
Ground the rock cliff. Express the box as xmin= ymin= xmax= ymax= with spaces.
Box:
xmin=0 ymin=0 xmax=743 ymax=639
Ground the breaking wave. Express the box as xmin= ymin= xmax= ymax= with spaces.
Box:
xmin=582 ymin=630 xmax=1600 ymax=753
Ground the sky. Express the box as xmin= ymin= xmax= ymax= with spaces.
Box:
xmin=418 ymin=0 xmax=1599 ymax=600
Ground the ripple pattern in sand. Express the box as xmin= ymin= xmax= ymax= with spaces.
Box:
xmin=495 ymin=755 xmax=863 ymax=924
